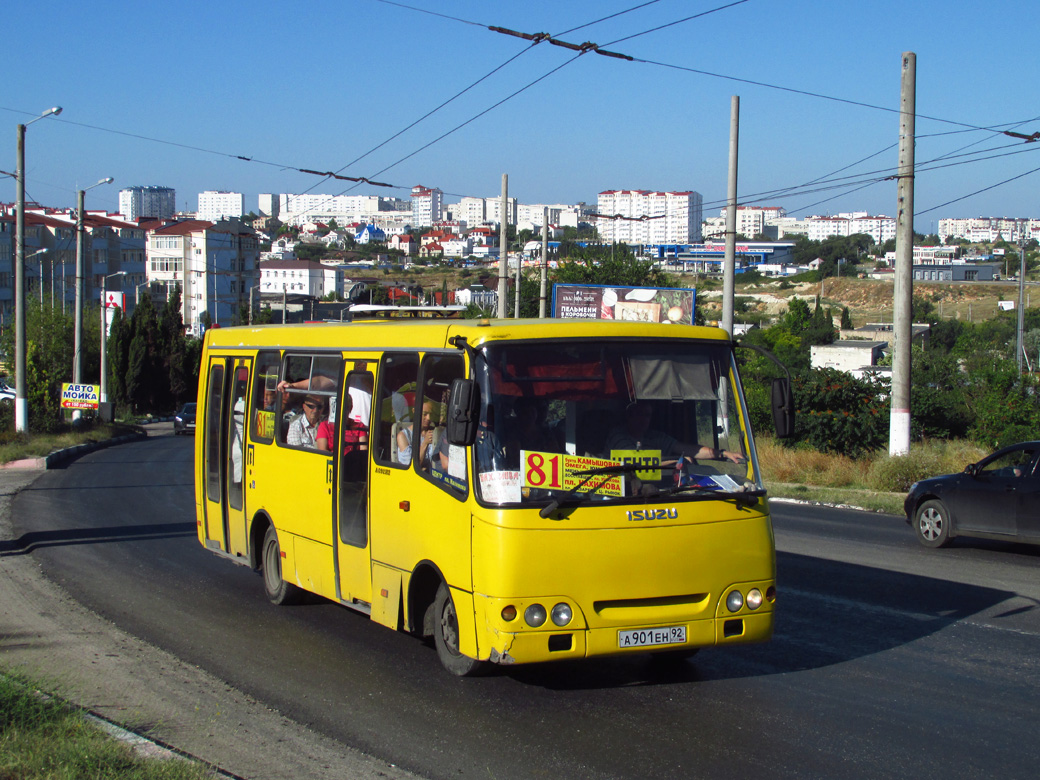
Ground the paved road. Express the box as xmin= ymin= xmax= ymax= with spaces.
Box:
xmin=6 ymin=430 xmax=1040 ymax=779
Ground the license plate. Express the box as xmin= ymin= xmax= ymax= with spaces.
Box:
xmin=618 ymin=625 xmax=687 ymax=649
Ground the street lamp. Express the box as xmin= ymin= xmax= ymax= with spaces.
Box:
xmin=15 ymin=105 xmax=62 ymax=432
xmin=99 ymin=271 xmax=126 ymax=412
xmin=74 ymin=177 xmax=114 ymax=389
xmin=26 ymin=248 xmax=48 ymax=313
xmin=135 ymin=280 xmax=151 ymax=307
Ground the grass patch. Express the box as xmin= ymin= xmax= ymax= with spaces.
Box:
xmin=0 ymin=674 xmax=212 ymax=780
xmin=758 ymin=436 xmax=988 ymax=514
xmin=0 ymin=424 xmax=142 ymax=465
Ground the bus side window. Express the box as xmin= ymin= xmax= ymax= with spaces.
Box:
xmin=375 ymin=353 xmax=419 ymax=466
xmin=251 ymin=351 xmax=280 ymax=443
xmin=418 ymin=354 xmax=467 ymax=494
xmin=279 ymin=353 xmax=340 ymax=450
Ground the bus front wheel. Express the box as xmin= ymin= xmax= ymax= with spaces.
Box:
xmin=433 ymin=583 xmax=482 ymax=677
xmin=262 ymin=525 xmax=302 ymax=605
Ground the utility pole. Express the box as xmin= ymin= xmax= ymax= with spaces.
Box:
xmin=539 ymin=208 xmax=548 ymax=318
xmin=1016 ymin=239 xmax=1026 ymax=373
xmin=721 ymin=96 xmax=739 ymax=337
xmin=497 ymin=174 xmax=508 ymax=318
xmin=514 ymin=248 xmax=522 ymax=318
xmin=889 ymin=52 xmax=916 ymax=457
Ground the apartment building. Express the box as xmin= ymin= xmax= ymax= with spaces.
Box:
xmin=597 ymin=190 xmax=703 ymax=245
xmin=119 ymin=186 xmax=176 ymax=221
xmin=411 ymin=185 xmax=443 ymax=228
xmin=197 ymin=191 xmax=244 ymax=222
xmin=276 ymin=194 xmax=406 ymax=228
xmin=937 ymin=217 xmax=1034 ymax=244
xmin=805 ymin=213 xmax=895 ymax=245
xmin=0 ymin=209 xmax=148 ymax=322
xmin=147 ymin=219 xmax=258 ymax=336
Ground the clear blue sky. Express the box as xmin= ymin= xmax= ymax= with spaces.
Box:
xmin=3 ymin=0 xmax=1038 ymax=233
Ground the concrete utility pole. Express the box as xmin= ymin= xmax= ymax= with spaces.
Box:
xmin=889 ymin=52 xmax=916 ymax=457
xmin=721 ymin=96 xmax=739 ymax=338
xmin=498 ymin=174 xmax=509 ymax=318
xmin=539 ymin=208 xmax=548 ymax=318
xmin=1016 ymin=240 xmax=1027 ymax=373
xmin=74 ymin=178 xmax=113 ymax=391
xmin=514 ymin=247 xmax=522 ymax=318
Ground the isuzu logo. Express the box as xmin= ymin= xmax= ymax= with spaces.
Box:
xmin=626 ymin=508 xmax=679 ymax=522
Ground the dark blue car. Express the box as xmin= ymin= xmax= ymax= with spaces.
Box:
xmin=174 ymin=403 xmax=197 ymax=435
xmin=905 ymin=441 xmax=1040 ymax=548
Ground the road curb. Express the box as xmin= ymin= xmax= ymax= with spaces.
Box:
xmin=0 ymin=432 xmax=147 ymax=471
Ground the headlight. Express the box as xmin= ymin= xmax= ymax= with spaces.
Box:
xmin=746 ymin=588 xmax=763 ymax=610
xmin=726 ymin=590 xmax=744 ymax=612
xmin=524 ymin=604 xmax=547 ymax=627
xmin=908 ymin=482 xmax=918 ymax=493
xmin=550 ymin=603 xmax=572 ymax=626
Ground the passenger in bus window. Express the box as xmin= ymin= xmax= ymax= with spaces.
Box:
xmin=347 ymin=373 xmax=374 ymax=428
xmin=506 ymin=398 xmax=560 ymax=465
xmin=317 ymin=394 xmax=368 ymax=454
xmin=287 ymin=395 xmax=327 ymax=448
xmin=398 ymin=400 xmax=438 ymax=466
xmin=605 ymin=401 xmax=745 ymax=464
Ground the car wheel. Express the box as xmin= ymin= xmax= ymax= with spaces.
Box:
xmin=432 ymin=582 xmax=483 ymax=676
xmin=262 ymin=525 xmax=303 ymax=605
xmin=915 ymin=499 xmax=952 ymax=548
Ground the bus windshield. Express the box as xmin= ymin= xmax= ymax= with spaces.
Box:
xmin=472 ymin=339 xmax=759 ymax=507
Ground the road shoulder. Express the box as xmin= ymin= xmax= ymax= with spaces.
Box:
xmin=0 ymin=466 xmax=421 ymax=780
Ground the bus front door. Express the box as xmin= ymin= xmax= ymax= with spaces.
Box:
xmin=335 ymin=366 xmax=374 ymax=607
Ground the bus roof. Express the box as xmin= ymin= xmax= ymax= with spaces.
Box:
xmin=202 ymin=318 xmax=732 ymax=352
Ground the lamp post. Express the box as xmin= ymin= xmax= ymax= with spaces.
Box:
xmin=26 ymin=248 xmax=48 ymax=312
xmin=135 ymin=280 xmax=151 ymax=308
xmin=99 ymin=271 xmax=126 ymax=409
xmin=15 ymin=105 xmax=62 ymax=432
xmin=74 ymin=177 xmax=114 ymax=389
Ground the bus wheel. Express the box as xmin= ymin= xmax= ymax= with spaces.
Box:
xmin=433 ymin=583 xmax=482 ymax=677
xmin=262 ymin=525 xmax=302 ymax=605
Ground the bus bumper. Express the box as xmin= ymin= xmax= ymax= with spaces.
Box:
xmin=475 ymin=608 xmax=774 ymax=665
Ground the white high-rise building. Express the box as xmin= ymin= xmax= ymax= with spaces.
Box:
xmin=277 ymin=193 xmax=402 ymax=227
xmin=805 ymin=213 xmax=895 ymax=245
xmin=119 ymin=186 xmax=176 ymax=221
xmin=937 ymin=217 xmax=1029 ymax=244
xmin=597 ymin=190 xmax=703 ymax=245
xmin=146 ymin=218 xmax=258 ymax=336
xmin=411 ymin=185 xmax=443 ymax=228
xmin=197 ymin=191 xmax=245 ymax=222
xmin=258 ymin=193 xmax=280 ymax=219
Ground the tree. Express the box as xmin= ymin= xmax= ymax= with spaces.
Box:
xmin=840 ymin=306 xmax=853 ymax=329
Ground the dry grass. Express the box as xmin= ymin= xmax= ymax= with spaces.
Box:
xmin=758 ymin=436 xmax=990 ymax=514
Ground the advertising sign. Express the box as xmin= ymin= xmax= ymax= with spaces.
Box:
xmin=102 ymin=291 xmax=125 ymax=310
xmin=61 ymin=383 xmax=99 ymax=410
xmin=552 ymin=284 xmax=696 ymax=324
xmin=522 ymin=451 xmax=625 ymax=497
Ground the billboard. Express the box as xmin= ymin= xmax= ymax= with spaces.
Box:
xmin=552 ymin=284 xmax=697 ymax=325
xmin=61 ymin=383 xmax=99 ymax=410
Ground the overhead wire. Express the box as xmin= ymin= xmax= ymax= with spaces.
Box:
xmin=5 ymin=0 xmax=1038 ymax=226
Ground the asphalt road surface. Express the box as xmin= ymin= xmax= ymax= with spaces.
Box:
xmin=9 ymin=431 xmax=1040 ymax=779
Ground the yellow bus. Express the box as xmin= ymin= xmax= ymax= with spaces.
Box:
xmin=195 ymin=316 xmax=793 ymax=675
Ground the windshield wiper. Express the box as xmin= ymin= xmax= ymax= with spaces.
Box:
xmin=538 ymin=462 xmax=645 ymax=518
xmin=658 ymin=481 xmax=766 ymax=506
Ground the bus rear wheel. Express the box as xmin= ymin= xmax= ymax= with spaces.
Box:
xmin=262 ymin=525 xmax=302 ymax=605
xmin=433 ymin=583 xmax=482 ymax=677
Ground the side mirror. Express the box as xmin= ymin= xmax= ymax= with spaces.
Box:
xmin=446 ymin=379 xmax=479 ymax=445
xmin=771 ymin=378 xmax=795 ymax=439
xmin=964 ymin=462 xmax=978 ymax=476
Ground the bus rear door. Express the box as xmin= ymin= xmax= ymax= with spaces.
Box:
xmin=201 ymin=357 xmax=251 ymax=556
